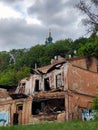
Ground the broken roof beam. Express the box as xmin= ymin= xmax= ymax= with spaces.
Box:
xmin=33 ymin=92 xmax=65 ymax=100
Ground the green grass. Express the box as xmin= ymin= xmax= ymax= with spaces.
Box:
xmin=0 ymin=120 xmax=98 ymax=130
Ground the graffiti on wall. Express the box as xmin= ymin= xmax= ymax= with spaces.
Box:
xmin=82 ymin=109 xmax=94 ymax=121
xmin=0 ymin=111 xmax=10 ymax=126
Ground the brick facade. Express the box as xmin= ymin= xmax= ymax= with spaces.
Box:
xmin=15 ymin=56 xmax=98 ymax=122
xmin=65 ymin=64 xmax=98 ymax=120
xmin=0 ymin=89 xmax=32 ymax=126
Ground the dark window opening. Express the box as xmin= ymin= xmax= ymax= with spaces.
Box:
xmin=32 ymin=101 xmax=41 ymax=115
xmin=17 ymin=104 xmax=23 ymax=111
xmin=44 ymin=78 xmax=50 ymax=91
xmin=35 ymin=80 xmax=39 ymax=92
xmin=22 ymin=83 xmax=25 ymax=86
xmin=32 ymin=98 xmax=65 ymax=115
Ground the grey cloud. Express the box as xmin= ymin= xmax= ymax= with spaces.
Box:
xmin=0 ymin=18 xmax=47 ymax=51
xmin=0 ymin=0 xmax=22 ymax=4
xmin=28 ymin=0 xmax=65 ymax=15
xmin=27 ymin=0 xmax=82 ymax=26
xmin=0 ymin=17 xmax=86 ymax=51
xmin=0 ymin=0 xmax=87 ymax=51
xmin=28 ymin=0 xmax=66 ymax=24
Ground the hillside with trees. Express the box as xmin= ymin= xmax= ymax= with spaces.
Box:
xmin=0 ymin=35 xmax=98 ymax=86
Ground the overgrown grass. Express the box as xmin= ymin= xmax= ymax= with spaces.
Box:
xmin=0 ymin=120 xmax=98 ymax=130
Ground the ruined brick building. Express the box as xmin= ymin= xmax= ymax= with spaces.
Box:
xmin=15 ymin=56 xmax=98 ymax=123
xmin=0 ymin=56 xmax=98 ymax=126
xmin=0 ymin=87 xmax=32 ymax=126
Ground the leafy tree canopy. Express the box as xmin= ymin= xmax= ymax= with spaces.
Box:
xmin=0 ymin=35 xmax=98 ymax=86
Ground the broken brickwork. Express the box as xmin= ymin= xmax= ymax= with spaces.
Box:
xmin=15 ymin=56 xmax=98 ymax=122
xmin=0 ymin=88 xmax=32 ymax=126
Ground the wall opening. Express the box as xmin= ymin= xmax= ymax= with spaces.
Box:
xmin=15 ymin=104 xmax=23 ymax=125
xmin=17 ymin=104 xmax=23 ymax=111
xmin=32 ymin=98 xmax=65 ymax=116
xmin=35 ymin=80 xmax=39 ymax=92
xmin=13 ymin=113 xmax=18 ymax=125
xmin=44 ymin=78 xmax=50 ymax=91
xmin=32 ymin=101 xmax=41 ymax=115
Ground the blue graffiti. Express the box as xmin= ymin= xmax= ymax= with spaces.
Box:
xmin=0 ymin=111 xmax=10 ymax=126
xmin=82 ymin=109 xmax=94 ymax=121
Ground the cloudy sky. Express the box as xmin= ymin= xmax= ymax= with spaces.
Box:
xmin=0 ymin=0 xmax=87 ymax=51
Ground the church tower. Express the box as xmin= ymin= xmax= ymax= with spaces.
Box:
xmin=45 ymin=30 xmax=53 ymax=45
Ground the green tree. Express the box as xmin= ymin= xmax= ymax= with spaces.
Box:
xmin=1 ymin=36 xmax=97 ymax=86
xmin=77 ymin=35 xmax=98 ymax=58
xmin=0 ymin=51 xmax=9 ymax=72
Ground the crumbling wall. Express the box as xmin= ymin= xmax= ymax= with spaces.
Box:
xmin=31 ymin=91 xmax=65 ymax=122
xmin=67 ymin=92 xmax=93 ymax=120
xmin=0 ymin=89 xmax=12 ymax=126
xmin=10 ymin=97 xmax=32 ymax=125
xmin=66 ymin=64 xmax=98 ymax=120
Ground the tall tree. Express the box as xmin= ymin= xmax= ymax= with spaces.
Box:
xmin=76 ymin=0 xmax=98 ymax=36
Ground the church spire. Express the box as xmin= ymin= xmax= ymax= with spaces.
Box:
xmin=45 ymin=29 xmax=53 ymax=45
xmin=49 ymin=29 xmax=51 ymax=37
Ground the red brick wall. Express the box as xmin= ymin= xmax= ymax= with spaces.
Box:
xmin=65 ymin=64 xmax=98 ymax=120
xmin=70 ymin=57 xmax=98 ymax=72
xmin=11 ymin=97 xmax=32 ymax=125
xmin=70 ymin=58 xmax=87 ymax=69
xmin=68 ymin=92 xmax=93 ymax=120
xmin=68 ymin=65 xmax=98 ymax=96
